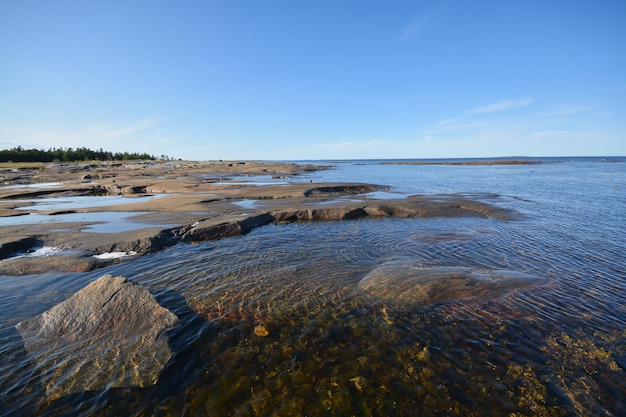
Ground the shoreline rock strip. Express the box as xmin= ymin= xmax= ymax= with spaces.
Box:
xmin=0 ymin=161 xmax=518 ymax=275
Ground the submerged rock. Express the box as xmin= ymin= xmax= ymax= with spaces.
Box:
xmin=15 ymin=275 xmax=180 ymax=400
xmin=359 ymin=259 xmax=544 ymax=304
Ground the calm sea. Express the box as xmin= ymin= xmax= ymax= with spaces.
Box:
xmin=1 ymin=157 xmax=625 ymax=416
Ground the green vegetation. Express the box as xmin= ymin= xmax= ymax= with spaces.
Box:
xmin=0 ymin=146 xmax=168 ymax=163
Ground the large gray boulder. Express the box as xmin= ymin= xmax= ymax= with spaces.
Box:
xmin=15 ymin=275 xmax=180 ymax=400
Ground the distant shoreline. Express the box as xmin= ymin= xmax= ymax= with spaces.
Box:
xmin=379 ymin=159 xmax=541 ymax=166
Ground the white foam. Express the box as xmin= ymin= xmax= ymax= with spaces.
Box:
xmin=93 ymin=251 xmax=138 ymax=260
xmin=16 ymin=246 xmax=62 ymax=258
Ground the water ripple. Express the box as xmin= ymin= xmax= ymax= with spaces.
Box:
xmin=2 ymin=160 xmax=626 ymax=416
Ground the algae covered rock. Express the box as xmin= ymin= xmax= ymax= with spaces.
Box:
xmin=359 ymin=258 xmax=544 ymax=304
xmin=15 ymin=274 xmax=180 ymax=400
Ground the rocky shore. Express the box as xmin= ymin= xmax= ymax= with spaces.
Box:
xmin=0 ymin=160 xmax=517 ymax=275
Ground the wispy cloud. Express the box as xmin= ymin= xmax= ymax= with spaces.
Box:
xmin=542 ymin=105 xmax=591 ymax=117
xmin=0 ymin=115 xmax=166 ymax=152
xmin=307 ymin=139 xmax=390 ymax=153
xmin=424 ymin=119 xmax=489 ymax=135
xmin=79 ymin=116 xmax=165 ymax=142
xmin=469 ymin=98 xmax=534 ymax=114
xmin=401 ymin=13 xmax=437 ymax=42
xmin=528 ymin=130 xmax=559 ymax=138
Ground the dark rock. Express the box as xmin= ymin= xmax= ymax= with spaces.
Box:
xmin=15 ymin=275 xmax=180 ymax=400
xmin=271 ymin=207 xmax=367 ymax=221
xmin=121 ymin=185 xmax=147 ymax=194
xmin=303 ymin=184 xmax=379 ymax=196
xmin=178 ymin=219 xmax=243 ymax=242
xmin=0 ymin=236 xmax=41 ymax=259
xmin=176 ymin=213 xmax=273 ymax=242
xmin=89 ymin=229 xmax=179 ymax=254
xmin=0 ymin=187 xmax=97 ymax=200
xmin=238 ymin=213 xmax=275 ymax=233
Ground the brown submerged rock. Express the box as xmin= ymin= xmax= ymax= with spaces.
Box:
xmin=15 ymin=275 xmax=180 ymax=400
xmin=359 ymin=259 xmax=545 ymax=304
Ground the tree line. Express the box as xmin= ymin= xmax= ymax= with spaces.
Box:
xmin=0 ymin=146 xmax=170 ymax=163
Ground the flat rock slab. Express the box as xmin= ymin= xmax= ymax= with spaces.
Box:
xmin=15 ymin=275 xmax=180 ymax=400
xmin=359 ymin=259 xmax=545 ymax=304
xmin=0 ymin=254 xmax=97 ymax=275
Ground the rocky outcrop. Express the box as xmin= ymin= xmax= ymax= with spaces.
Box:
xmin=0 ymin=186 xmax=103 ymax=200
xmin=15 ymin=275 xmax=180 ymax=400
xmin=303 ymin=184 xmax=379 ymax=196
xmin=176 ymin=213 xmax=275 ymax=242
xmin=359 ymin=259 xmax=545 ymax=304
xmin=272 ymin=197 xmax=514 ymax=223
xmin=87 ymin=228 xmax=179 ymax=254
xmin=271 ymin=207 xmax=368 ymax=221
xmin=99 ymin=184 xmax=148 ymax=195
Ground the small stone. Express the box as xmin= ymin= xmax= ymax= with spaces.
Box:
xmin=350 ymin=376 xmax=367 ymax=391
xmin=416 ymin=347 xmax=430 ymax=362
xmin=254 ymin=325 xmax=269 ymax=337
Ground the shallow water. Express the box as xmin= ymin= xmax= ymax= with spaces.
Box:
xmin=199 ymin=173 xmax=293 ymax=186
xmin=1 ymin=157 xmax=625 ymax=416
xmin=12 ymin=194 xmax=167 ymax=212
xmin=0 ymin=211 xmax=177 ymax=233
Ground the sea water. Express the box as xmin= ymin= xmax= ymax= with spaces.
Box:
xmin=1 ymin=157 xmax=625 ymax=416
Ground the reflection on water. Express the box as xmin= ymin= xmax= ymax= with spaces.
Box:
xmin=232 ymin=199 xmax=259 ymax=210
xmin=1 ymin=158 xmax=625 ymax=416
xmin=0 ymin=211 xmax=177 ymax=233
xmin=0 ymin=182 xmax=62 ymax=189
xmin=13 ymin=194 xmax=167 ymax=211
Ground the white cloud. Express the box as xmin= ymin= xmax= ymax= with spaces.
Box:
xmin=469 ymin=98 xmax=534 ymax=113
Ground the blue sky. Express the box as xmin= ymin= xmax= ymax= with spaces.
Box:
xmin=1 ymin=1 xmax=624 ymax=160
